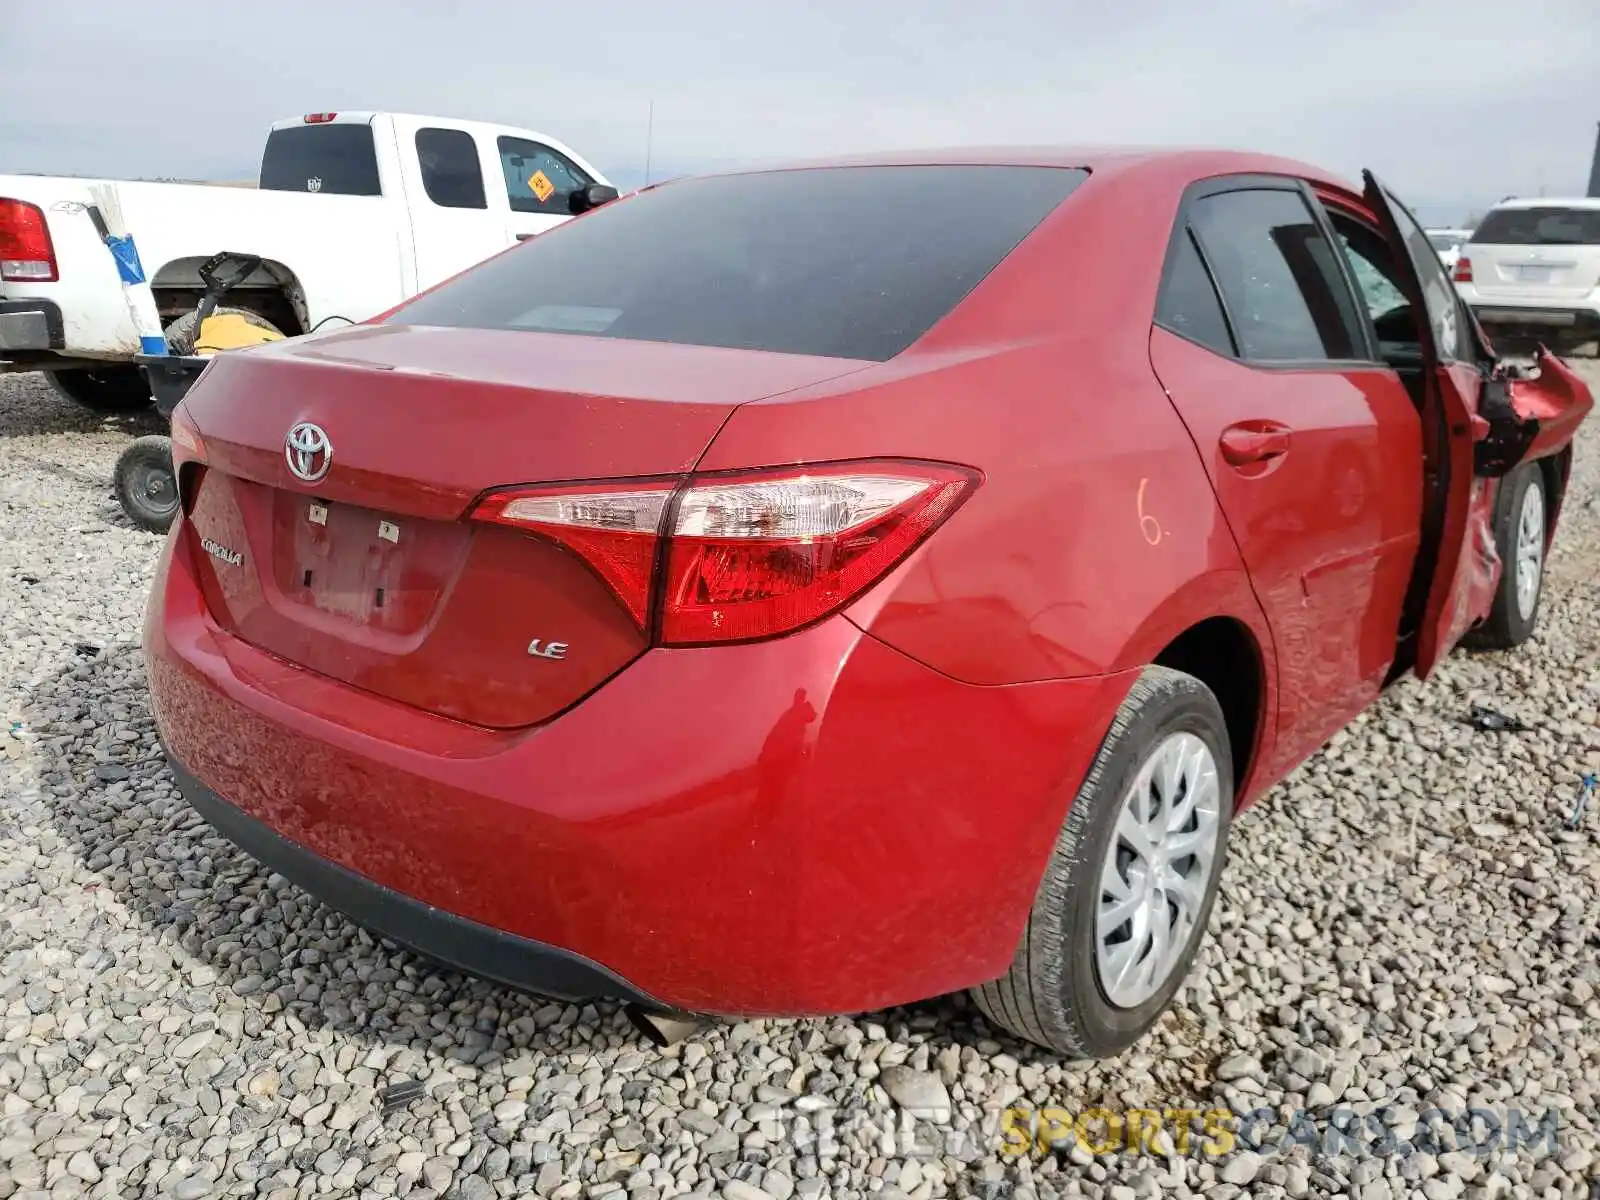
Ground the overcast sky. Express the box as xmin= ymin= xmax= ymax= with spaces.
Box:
xmin=3 ymin=0 xmax=1597 ymax=223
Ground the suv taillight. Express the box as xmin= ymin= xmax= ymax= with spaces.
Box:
xmin=472 ymin=461 xmax=979 ymax=643
xmin=1453 ymin=255 xmax=1473 ymax=283
xmin=0 ymin=199 xmax=57 ymax=282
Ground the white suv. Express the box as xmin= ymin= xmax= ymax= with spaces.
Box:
xmin=1453 ymin=198 xmax=1600 ymax=356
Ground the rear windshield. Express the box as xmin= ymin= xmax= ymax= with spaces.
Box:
xmin=1427 ymin=232 xmax=1462 ymax=251
xmin=388 ymin=165 xmax=1088 ymax=361
xmin=260 ymin=124 xmax=381 ymax=196
xmin=1472 ymin=206 xmax=1600 ymax=246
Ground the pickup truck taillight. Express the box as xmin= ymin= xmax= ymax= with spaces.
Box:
xmin=472 ymin=461 xmax=979 ymax=643
xmin=1453 ymin=255 xmax=1473 ymax=283
xmin=0 ymin=199 xmax=57 ymax=283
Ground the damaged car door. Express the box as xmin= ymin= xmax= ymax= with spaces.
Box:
xmin=1362 ymin=171 xmax=1593 ymax=676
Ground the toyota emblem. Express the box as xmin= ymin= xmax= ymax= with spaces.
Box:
xmin=285 ymin=422 xmax=333 ymax=484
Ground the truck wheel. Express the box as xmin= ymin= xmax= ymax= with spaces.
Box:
xmin=164 ymin=305 xmax=283 ymax=354
xmin=114 ymin=435 xmax=180 ymax=535
xmin=46 ymin=367 xmax=152 ymax=413
xmin=1463 ymin=462 xmax=1546 ymax=651
xmin=970 ymin=666 xmax=1233 ymax=1057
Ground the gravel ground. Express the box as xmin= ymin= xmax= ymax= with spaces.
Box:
xmin=0 ymin=366 xmax=1597 ymax=1200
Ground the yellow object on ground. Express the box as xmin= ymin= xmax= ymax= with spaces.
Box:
xmin=192 ymin=312 xmax=285 ymax=355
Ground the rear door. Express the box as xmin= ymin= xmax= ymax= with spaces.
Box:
xmin=1362 ymin=173 xmax=1559 ymax=675
xmin=1465 ymin=205 xmax=1600 ymax=304
xmin=388 ymin=117 xmax=508 ymax=291
xmin=1147 ymin=176 xmax=1424 ymax=780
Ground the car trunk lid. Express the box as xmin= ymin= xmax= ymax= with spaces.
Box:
xmin=176 ymin=323 xmax=867 ymax=728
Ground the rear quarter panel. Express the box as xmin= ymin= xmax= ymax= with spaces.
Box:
xmin=697 ymin=158 xmax=1275 ymax=690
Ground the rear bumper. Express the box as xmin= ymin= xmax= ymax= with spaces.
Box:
xmin=0 ymin=297 xmax=63 ymax=352
xmin=145 ymin=524 xmax=1133 ymax=1016
xmin=169 ymin=754 xmax=658 ymax=1006
xmin=1462 ymin=296 xmax=1600 ymax=344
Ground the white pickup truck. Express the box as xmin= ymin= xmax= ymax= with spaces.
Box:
xmin=0 ymin=111 xmax=614 ymax=411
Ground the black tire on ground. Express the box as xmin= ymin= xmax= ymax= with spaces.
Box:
xmin=970 ymin=666 xmax=1234 ymax=1058
xmin=163 ymin=305 xmax=283 ymax=354
xmin=114 ymin=434 xmax=180 ymax=535
xmin=1462 ymin=461 xmax=1546 ymax=651
xmin=46 ymin=367 xmax=152 ymax=413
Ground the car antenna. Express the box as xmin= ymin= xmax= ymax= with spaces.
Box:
xmin=644 ymin=100 xmax=655 ymax=187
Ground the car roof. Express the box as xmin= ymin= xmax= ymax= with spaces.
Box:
xmin=1485 ymin=196 xmax=1600 ymax=211
xmin=694 ymin=146 xmax=1362 ymax=195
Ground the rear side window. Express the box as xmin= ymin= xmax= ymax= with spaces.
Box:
xmin=416 ymin=128 xmax=487 ymax=210
xmin=388 ymin=165 xmax=1088 ymax=361
xmin=1189 ymin=189 xmax=1363 ymax=363
xmin=1473 ymin=206 xmax=1600 ymax=246
xmin=1156 ymin=230 xmax=1236 ymax=356
xmin=259 ymin=124 xmax=381 ymax=196
xmin=498 ymin=137 xmax=593 ymax=215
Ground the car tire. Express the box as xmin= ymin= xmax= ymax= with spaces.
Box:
xmin=46 ymin=367 xmax=152 ymax=413
xmin=114 ymin=434 xmax=180 ymax=535
xmin=1462 ymin=461 xmax=1546 ymax=651
xmin=970 ymin=665 xmax=1233 ymax=1058
xmin=163 ymin=305 xmax=283 ymax=354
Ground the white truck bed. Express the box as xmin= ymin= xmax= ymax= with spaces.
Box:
xmin=0 ymin=111 xmax=613 ymax=405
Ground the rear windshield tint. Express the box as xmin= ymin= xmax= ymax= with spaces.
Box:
xmin=1472 ymin=206 xmax=1600 ymax=246
xmin=260 ymin=124 xmax=381 ymax=196
xmin=388 ymin=165 xmax=1088 ymax=361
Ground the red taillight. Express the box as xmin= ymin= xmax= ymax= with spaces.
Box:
xmin=303 ymin=112 xmax=338 ymax=124
xmin=470 ymin=461 xmax=978 ymax=643
xmin=472 ymin=480 xmax=675 ymax=628
xmin=1454 ymin=255 xmax=1473 ymax=283
xmin=169 ymin=402 xmax=208 ymax=517
xmin=661 ymin=463 xmax=976 ymax=644
xmin=0 ymin=198 xmax=57 ymax=283
xmin=169 ymin=402 xmax=206 ymax=467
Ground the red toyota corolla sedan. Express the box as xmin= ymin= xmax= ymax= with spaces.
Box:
xmin=144 ymin=149 xmax=1592 ymax=1058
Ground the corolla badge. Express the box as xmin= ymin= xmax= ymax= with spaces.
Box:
xmin=285 ymin=422 xmax=333 ymax=483
xmin=200 ymin=538 xmax=242 ymax=567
